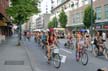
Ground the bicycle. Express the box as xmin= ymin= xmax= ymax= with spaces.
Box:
xmin=46 ymin=45 xmax=61 ymax=68
xmin=76 ymin=46 xmax=88 ymax=65
xmin=64 ymin=40 xmax=74 ymax=49
xmin=92 ymin=41 xmax=108 ymax=60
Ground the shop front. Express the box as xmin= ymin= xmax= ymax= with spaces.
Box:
xmin=0 ymin=13 xmax=12 ymax=37
xmin=95 ymin=22 xmax=108 ymax=38
xmin=66 ymin=23 xmax=85 ymax=36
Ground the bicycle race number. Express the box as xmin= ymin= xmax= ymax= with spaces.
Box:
xmin=60 ymin=55 xmax=67 ymax=63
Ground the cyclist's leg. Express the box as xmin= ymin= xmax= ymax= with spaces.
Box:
xmin=77 ymin=41 xmax=81 ymax=60
xmin=47 ymin=45 xmax=51 ymax=63
xmin=42 ymin=40 xmax=45 ymax=49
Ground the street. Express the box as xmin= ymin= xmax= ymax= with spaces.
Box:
xmin=23 ymin=37 xmax=108 ymax=71
xmin=0 ymin=35 xmax=108 ymax=71
xmin=0 ymin=0 xmax=108 ymax=71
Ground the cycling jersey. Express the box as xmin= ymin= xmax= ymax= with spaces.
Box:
xmin=41 ymin=34 xmax=46 ymax=41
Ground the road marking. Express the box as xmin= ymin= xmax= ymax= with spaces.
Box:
xmin=44 ymin=56 xmax=47 ymax=60
xmin=60 ymin=48 xmax=72 ymax=54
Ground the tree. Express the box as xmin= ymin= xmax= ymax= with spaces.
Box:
xmin=6 ymin=0 xmax=40 ymax=45
xmin=52 ymin=17 xmax=58 ymax=28
xmin=83 ymin=5 xmax=96 ymax=29
xmin=48 ymin=21 xmax=54 ymax=28
xmin=48 ymin=16 xmax=58 ymax=28
xmin=59 ymin=9 xmax=67 ymax=28
xmin=6 ymin=0 xmax=40 ymax=24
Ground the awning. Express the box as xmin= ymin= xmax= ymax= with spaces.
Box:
xmin=0 ymin=13 xmax=9 ymax=26
xmin=66 ymin=23 xmax=84 ymax=27
xmin=0 ymin=20 xmax=7 ymax=26
xmin=95 ymin=19 xmax=108 ymax=23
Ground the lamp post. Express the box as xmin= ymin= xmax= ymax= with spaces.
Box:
xmin=90 ymin=0 xmax=93 ymax=36
xmin=55 ymin=13 xmax=58 ymax=28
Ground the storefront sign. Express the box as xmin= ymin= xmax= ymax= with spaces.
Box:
xmin=103 ymin=25 xmax=108 ymax=29
xmin=96 ymin=26 xmax=101 ymax=29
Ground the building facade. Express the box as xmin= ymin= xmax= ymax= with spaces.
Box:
xmin=0 ymin=0 xmax=9 ymax=26
xmin=0 ymin=0 xmax=12 ymax=37
xmin=36 ymin=14 xmax=51 ymax=29
xmin=51 ymin=0 xmax=108 ymax=33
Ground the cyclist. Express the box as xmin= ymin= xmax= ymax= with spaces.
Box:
xmin=46 ymin=28 xmax=57 ymax=64
xmin=84 ymin=31 xmax=91 ymax=48
xmin=41 ymin=31 xmax=47 ymax=49
xmin=95 ymin=32 xmax=103 ymax=51
xmin=68 ymin=33 xmax=73 ymax=46
xmin=76 ymin=31 xmax=85 ymax=61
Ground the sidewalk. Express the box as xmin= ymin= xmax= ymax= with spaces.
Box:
xmin=0 ymin=35 xmax=32 ymax=71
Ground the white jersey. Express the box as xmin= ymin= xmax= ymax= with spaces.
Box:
xmin=102 ymin=32 xmax=106 ymax=40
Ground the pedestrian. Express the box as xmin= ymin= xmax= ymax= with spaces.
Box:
xmin=27 ymin=32 xmax=31 ymax=41
xmin=23 ymin=31 xmax=27 ymax=40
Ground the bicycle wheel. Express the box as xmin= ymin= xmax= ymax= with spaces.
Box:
xmin=81 ymin=52 xmax=88 ymax=65
xmin=103 ymin=49 xmax=108 ymax=60
xmin=76 ymin=49 xmax=80 ymax=61
xmin=93 ymin=47 xmax=98 ymax=57
xmin=53 ymin=54 xmax=61 ymax=68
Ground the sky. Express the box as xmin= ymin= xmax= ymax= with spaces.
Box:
xmin=41 ymin=0 xmax=51 ymax=14
xmin=30 ymin=0 xmax=52 ymax=23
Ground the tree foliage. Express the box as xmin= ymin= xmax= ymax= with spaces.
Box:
xmin=59 ymin=9 xmax=67 ymax=28
xmin=83 ymin=5 xmax=96 ymax=29
xmin=6 ymin=0 xmax=40 ymax=24
xmin=52 ymin=17 xmax=58 ymax=28
xmin=48 ymin=16 xmax=58 ymax=28
xmin=48 ymin=21 xmax=54 ymax=28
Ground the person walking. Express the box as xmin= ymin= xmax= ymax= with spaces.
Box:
xmin=27 ymin=32 xmax=31 ymax=41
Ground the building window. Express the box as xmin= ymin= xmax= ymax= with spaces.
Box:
xmin=75 ymin=1 xmax=79 ymax=8
xmin=104 ymin=4 xmax=108 ymax=19
xmin=96 ymin=7 xmax=102 ymax=20
xmin=76 ymin=13 xmax=80 ymax=23
xmin=82 ymin=0 xmax=87 ymax=5
xmin=72 ymin=13 xmax=80 ymax=24
xmin=72 ymin=14 xmax=75 ymax=23
xmin=80 ymin=12 xmax=84 ymax=22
